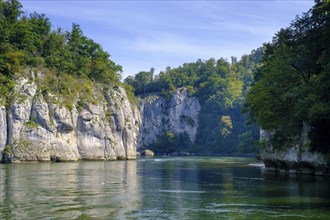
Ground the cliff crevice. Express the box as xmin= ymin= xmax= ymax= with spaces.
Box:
xmin=137 ymin=88 xmax=201 ymax=150
xmin=0 ymin=71 xmax=141 ymax=162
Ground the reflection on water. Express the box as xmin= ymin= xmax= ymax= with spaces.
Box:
xmin=0 ymin=161 xmax=139 ymax=219
xmin=0 ymin=157 xmax=330 ymax=219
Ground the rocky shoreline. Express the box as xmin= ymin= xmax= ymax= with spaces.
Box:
xmin=0 ymin=72 xmax=201 ymax=163
xmin=260 ymin=129 xmax=330 ymax=176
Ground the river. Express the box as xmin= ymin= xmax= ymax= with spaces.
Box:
xmin=0 ymin=157 xmax=329 ymax=219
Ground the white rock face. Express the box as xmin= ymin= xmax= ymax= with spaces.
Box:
xmin=1 ymin=75 xmax=140 ymax=162
xmin=1 ymin=74 xmax=201 ymax=161
xmin=138 ymin=88 xmax=201 ymax=149
xmin=0 ymin=102 xmax=7 ymax=161
xmin=259 ymin=125 xmax=328 ymax=175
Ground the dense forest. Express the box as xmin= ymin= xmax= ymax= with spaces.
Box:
xmin=125 ymin=51 xmax=262 ymax=155
xmin=1 ymin=0 xmax=261 ymax=156
xmin=125 ymin=0 xmax=330 ymax=155
xmin=0 ymin=0 xmax=125 ymax=110
xmin=244 ymin=0 xmax=330 ymax=153
xmin=1 ymin=0 xmax=328 ymax=156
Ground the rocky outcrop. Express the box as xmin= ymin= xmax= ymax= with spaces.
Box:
xmin=0 ymin=72 xmax=202 ymax=162
xmin=141 ymin=149 xmax=154 ymax=157
xmin=0 ymin=73 xmax=140 ymax=162
xmin=138 ymin=88 xmax=201 ymax=149
xmin=260 ymin=124 xmax=330 ymax=176
xmin=0 ymin=101 xmax=7 ymax=161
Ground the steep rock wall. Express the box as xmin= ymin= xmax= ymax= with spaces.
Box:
xmin=260 ymin=125 xmax=329 ymax=175
xmin=138 ymin=89 xmax=201 ymax=149
xmin=0 ymin=74 xmax=140 ymax=162
xmin=0 ymin=102 xmax=7 ymax=161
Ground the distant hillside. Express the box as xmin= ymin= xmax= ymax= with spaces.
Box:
xmin=125 ymin=51 xmax=262 ymax=155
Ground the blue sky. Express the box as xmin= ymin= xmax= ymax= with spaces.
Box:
xmin=20 ymin=0 xmax=314 ymax=79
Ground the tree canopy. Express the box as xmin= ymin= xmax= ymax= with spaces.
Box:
xmin=0 ymin=0 xmax=122 ymax=106
xmin=125 ymin=49 xmax=263 ymax=155
xmin=244 ymin=0 xmax=330 ymax=152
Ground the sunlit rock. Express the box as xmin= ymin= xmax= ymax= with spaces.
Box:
xmin=0 ymin=71 xmax=141 ymax=162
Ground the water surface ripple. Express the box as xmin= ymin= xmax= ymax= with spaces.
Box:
xmin=0 ymin=157 xmax=329 ymax=219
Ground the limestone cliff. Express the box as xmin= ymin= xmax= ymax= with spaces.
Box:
xmin=0 ymin=73 xmax=141 ymax=162
xmin=260 ymin=124 xmax=329 ymax=176
xmin=138 ymin=88 xmax=201 ymax=150
xmin=0 ymin=103 xmax=7 ymax=156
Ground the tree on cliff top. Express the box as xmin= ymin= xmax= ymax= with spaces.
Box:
xmin=125 ymin=52 xmax=261 ymax=155
xmin=0 ymin=0 xmax=122 ymax=105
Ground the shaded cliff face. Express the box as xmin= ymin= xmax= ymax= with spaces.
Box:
xmin=260 ymin=125 xmax=329 ymax=176
xmin=0 ymin=75 xmax=140 ymax=162
xmin=138 ymin=89 xmax=201 ymax=149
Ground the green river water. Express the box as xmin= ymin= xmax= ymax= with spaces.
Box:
xmin=0 ymin=157 xmax=329 ymax=219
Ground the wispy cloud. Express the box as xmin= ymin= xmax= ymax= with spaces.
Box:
xmin=21 ymin=0 xmax=314 ymax=77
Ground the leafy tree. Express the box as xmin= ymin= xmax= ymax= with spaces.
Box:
xmin=146 ymin=131 xmax=193 ymax=155
xmin=0 ymin=0 xmax=122 ymax=107
xmin=126 ymin=54 xmax=261 ymax=155
xmin=244 ymin=0 xmax=330 ymax=152
xmin=220 ymin=115 xmax=233 ymax=137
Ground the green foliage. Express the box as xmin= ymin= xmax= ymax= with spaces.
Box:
xmin=180 ymin=115 xmax=195 ymax=127
xmin=0 ymin=0 xmax=122 ymax=107
xmin=0 ymin=73 xmax=15 ymax=107
xmin=121 ymin=82 xmax=138 ymax=107
xmin=126 ymin=53 xmax=262 ymax=155
xmin=166 ymin=131 xmax=175 ymax=142
xmin=147 ymin=131 xmax=193 ymax=155
xmin=185 ymin=85 xmax=196 ymax=96
xmin=24 ymin=119 xmax=38 ymax=128
xmin=4 ymin=145 xmax=13 ymax=153
xmin=33 ymin=69 xmax=99 ymax=111
xmin=237 ymin=130 xmax=259 ymax=153
xmin=124 ymin=68 xmax=156 ymax=95
xmin=76 ymin=100 xmax=85 ymax=110
xmin=219 ymin=115 xmax=233 ymax=137
xmin=244 ymin=0 xmax=330 ymax=152
xmin=104 ymin=109 xmax=112 ymax=121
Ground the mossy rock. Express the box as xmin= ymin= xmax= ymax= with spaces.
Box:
xmin=142 ymin=149 xmax=154 ymax=157
xmin=1 ymin=148 xmax=13 ymax=163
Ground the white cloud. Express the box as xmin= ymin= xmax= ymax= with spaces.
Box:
xmin=20 ymin=0 xmax=314 ymax=78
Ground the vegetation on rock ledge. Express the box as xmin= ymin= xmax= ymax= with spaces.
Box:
xmin=0 ymin=0 xmax=122 ymax=108
xmin=125 ymin=52 xmax=262 ymax=155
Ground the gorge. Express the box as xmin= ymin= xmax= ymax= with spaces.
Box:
xmin=0 ymin=0 xmax=329 ymax=176
xmin=1 ymin=71 xmax=329 ymax=177
xmin=0 ymin=70 xmax=202 ymax=162
xmin=0 ymin=71 xmax=141 ymax=162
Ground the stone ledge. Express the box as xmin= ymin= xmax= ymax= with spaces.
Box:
xmin=263 ymin=160 xmax=330 ymax=176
